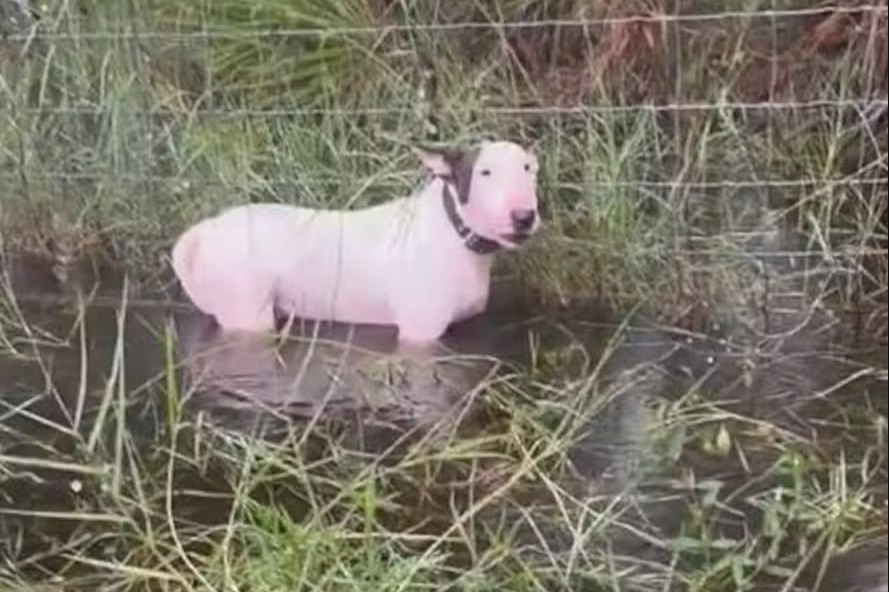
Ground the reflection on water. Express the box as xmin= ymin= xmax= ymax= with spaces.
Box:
xmin=1 ymin=268 xmax=654 ymax=463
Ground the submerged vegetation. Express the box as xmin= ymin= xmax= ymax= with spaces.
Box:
xmin=0 ymin=0 xmax=887 ymax=590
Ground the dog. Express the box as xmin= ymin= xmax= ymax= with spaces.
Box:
xmin=171 ymin=140 xmax=541 ymax=353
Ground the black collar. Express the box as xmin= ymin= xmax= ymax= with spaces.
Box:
xmin=440 ymin=182 xmax=502 ymax=255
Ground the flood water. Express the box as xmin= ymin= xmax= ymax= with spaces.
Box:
xmin=1 ymin=245 xmax=886 ymax=590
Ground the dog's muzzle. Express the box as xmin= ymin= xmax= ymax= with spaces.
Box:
xmin=501 ymin=208 xmax=538 ymax=245
xmin=510 ymin=209 xmax=537 ymax=233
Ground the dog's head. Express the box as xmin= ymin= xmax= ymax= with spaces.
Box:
xmin=416 ymin=140 xmax=541 ymax=249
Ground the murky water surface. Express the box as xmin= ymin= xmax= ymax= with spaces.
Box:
xmin=1 ymin=252 xmax=886 ymax=590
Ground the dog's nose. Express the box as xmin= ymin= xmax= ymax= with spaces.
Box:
xmin=510 ymin=209 xmax=537 ymax=232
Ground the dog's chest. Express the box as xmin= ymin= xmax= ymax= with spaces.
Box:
xmin=441 ymin=258 xmax=491 ymax=322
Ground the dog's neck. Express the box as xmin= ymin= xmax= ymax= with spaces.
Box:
xmin=437 ymin=180 xmax=501 ymax=256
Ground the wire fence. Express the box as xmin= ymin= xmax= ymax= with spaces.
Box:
xmin=1 ymin=171 xmax=886 ymax=190
xmin=0 ymin=1 xmax=886 ymax=309
xmin=8 ymin=98 xmax=888 ymax=118
xmin=2 ymin=4 xmax=887 ymax=42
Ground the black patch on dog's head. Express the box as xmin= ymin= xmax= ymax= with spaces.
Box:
xmin=448 ymin=146 xmax=481 ymax=205
xmin=417 ymin=144 xmax=482 ymax=204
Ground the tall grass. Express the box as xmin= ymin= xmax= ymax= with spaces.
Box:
xmin=0 ymin=294 xmax=885 ymax=590
xmin=1 ymin=0 xmax=887 ymax=590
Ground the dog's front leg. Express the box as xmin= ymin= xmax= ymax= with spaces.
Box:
xmin=393 ymin=316 xmax=452 ymax=414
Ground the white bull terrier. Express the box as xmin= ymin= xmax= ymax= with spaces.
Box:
xmin=171 ymin=140 xmax=541 ymax=355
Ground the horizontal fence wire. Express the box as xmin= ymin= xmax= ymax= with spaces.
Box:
xmin=3 ymin=4 xmax=887 ymax=42
xmin=1 ymin=172 xmax=886 ymax=191
xmin=7 ymin=99 xmax=889 ymax=118
xmin=64 ymin=230 xmax=887 ymax=259
xmin=93 ymin=244 xmax=889 ymax=260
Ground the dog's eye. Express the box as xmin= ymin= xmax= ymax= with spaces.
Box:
xmin=480 ymin=169 xmax=491 ymax=176
xmin=524 ymin=163 xmax=531 ymax=172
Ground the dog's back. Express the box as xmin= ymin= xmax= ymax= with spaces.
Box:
xmin=171 ymin=200 xmax=419 ymax=327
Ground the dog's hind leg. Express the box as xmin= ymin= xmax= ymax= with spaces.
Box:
xmin=209 ymin=275 xmax=278 ymax=334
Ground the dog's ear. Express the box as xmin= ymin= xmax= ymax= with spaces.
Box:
xmin=414 ymin=144 xmax=464 ymax=178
